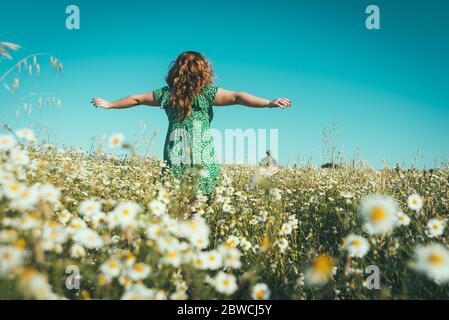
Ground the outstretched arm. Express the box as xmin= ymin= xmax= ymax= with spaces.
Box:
xmin=91 ymin=92 xmax=160 ymax=110
xmin=214 ymin=88 xmax=292 ymax=108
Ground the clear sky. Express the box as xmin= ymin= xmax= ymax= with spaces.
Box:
xmin=1 ymin=0 xmax=448 ymax=167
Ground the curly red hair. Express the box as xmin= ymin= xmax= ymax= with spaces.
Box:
xmin=166 ymin=51 xmax=214 ymax=120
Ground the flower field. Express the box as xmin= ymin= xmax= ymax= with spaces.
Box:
xmin=1 ymin=130 xmax=449 ymax=300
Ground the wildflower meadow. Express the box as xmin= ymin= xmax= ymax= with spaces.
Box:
xmin=1 ymin=129 xmax=448 ymax=300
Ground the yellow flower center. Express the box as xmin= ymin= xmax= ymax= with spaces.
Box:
xmin=134 ymin=263 xmax=144 ymax=272
xmin=222 ymin=279 xmax=230 ymax=287
xmin=351 ymin=239 xmax=361 ymax=247
xmin=370 ymin=207 xmax=386 ymax=223
xmin=166 ymin=251 xmax=177 ymax=259
xmin=15 ymin=239 xmax=26 ymax=249
xmin=256 ymin=290 xmax=265 ymax=299
xmin=313 ymin=255 xmax=333 ymax=275
xmin=108 ymin=261 xmax=118 ymax=269
xmin=428 ymin=253 xmax=443 ymax=265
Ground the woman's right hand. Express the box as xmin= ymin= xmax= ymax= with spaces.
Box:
xmin=91 ymin=97 xmax=112 ymax=109
xmin=268 ymin=98 xmax=292 ymax=109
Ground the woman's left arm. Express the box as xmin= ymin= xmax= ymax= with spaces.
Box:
xmin=91 ymin=92 xmax=160 ymax=110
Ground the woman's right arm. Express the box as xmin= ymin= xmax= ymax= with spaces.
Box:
xmin=91 ymin=92 xmax=160 ymax=110
xmin=214 ymin=88 xmax=292 ymax=109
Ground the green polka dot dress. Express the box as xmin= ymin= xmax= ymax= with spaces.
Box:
xmin=153 ymin=84 xmax=220 ymax=195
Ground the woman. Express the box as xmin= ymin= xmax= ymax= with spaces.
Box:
xmin=91 ymin=51 xmax=292 ymax=194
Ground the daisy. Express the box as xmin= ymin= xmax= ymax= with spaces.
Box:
xmin=280 ymin=222 xmax=293 ymax=235
xmin=127 ymin=262 xmax=151 ymax=281
xmin=108 ymin=133 xmax=125 ymax=149
xmin=3 ymin=181 xmax=26 ymax=200
xmin=0 ymin=134 xmax=16 ymax=151
xmin=224 ymin=235 xmax=240 ymax=249
xmin=158 ymin=188 xmax=170 ymax=204
xmin=396 ymin=211 xmax=411 ymax=227
xmin=100 ymin=259 xmax=122 ymax=278
xmin=9 ymin=149 xmax=30 ymax=166
xmin=205 ymin=250 xmax=222 ymax=270
xmin=407 ymin=193 xmax=423 ymax=211
xmin=73 ymin=228 xmax=104 ymax=249
xmin=79 ymin=199 xmax=102 ymax=217
xmin=147 ymin=224 xmax=164 ymax=240
xmin=121 ymin=284 xmax=154 ymax=300
xmin=38 ymin=184 xmax=61 ymax=204
xmin=0 ymin=170 xmax=15 ymax=185
xmin=412 ymin=243 xmax=449 ymax=283
xmin=190 ymin=234 xmax=210 ymax=249
xmin=240 ymin=239 xmax=252 ymax=251
xmin=359 ymin=194 xmax=398 ymax=235
xmin=70 ymin=244 xmax=86 ymax=258
xmin=343 ymin=234 xmax=370 ymax=258
xmin=162 ymin=249 xmax=182 ymax=267
xmin=0 ymin=246 xmax=25 ymax=276
xmin=252 ymin=283 xmax=270 ymax=300
xmin=219 ymin=245 xmax=242 ymax=269
xmin=149 ymin=199 xmax=167 ymax=217
xmin=179 ymin=218 xmax=209 ymax=241
xmin=426 ymin=219 xmax=446 ymax=238
xmin=15 ymin=128 xmax=36 ymax=143
xmin=276 ymin=238 xmax=289 ymax=253
xmin=9 ymin=188 xmax=39 ymax=212
xmin=110 ymin=201 xmax=141 ymax=229
xmin=305 ymin=254 xmax=334 ymax=286
xmin=193 ymin=253 xmax=208 ymax=270
xmin=213 ymin=272 xmax=238 ymax=295
xmin=340 ymin=191 xmax=354 ymax=199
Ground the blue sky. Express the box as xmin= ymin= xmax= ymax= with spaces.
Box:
xmin=1 ymin=0 xmax=448 ymax=167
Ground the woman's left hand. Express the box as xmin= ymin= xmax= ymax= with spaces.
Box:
xmin=268 ymin=98 xmax=292 ymax=109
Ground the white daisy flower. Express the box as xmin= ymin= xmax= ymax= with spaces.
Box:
xmin=219 ymin=245 xmax=242 ymax=269
xmin=70 ymin=243 xmax=86 ymax=258
xmin=79 ymin=199 xmax=102 ymax=217
xmin=0 ymin=246 xmax=25 ymax=276
xmin=108 ymin=133 xmax=125 ymax=149
xmin=121 ymin=284 xmax=154 ymax=300
xmin=204 ymin=250 xmax=222 ymax=270
xmin=281 ymin=222 xmax=293 ymax=235
xmin=110 ymin=201 xmax=141 ymax=229
xmin=340 ymin=191 xmax=354 ymax=199
xmin=407 ymin=193 xmax=423 ymax=211
xmin=213 ymin=272 xmax=238 ymax=295
xmin=9 ymin=149 xmax=30 ymax=166
xmin=38 ymin=184 xmax=61 ymax=204
xmin=359 ymin=194 xmax=398 ymax=235
xmin=149 ymin=199 xmax=167 ymax=217
xmin=127 ymin=262 xmax=151 ymax=281
xmin=305 ymin=255 xmax=334 ymax=286
xmin=396 ymin=211 xmax=411 ymax=227
xmin=426 ymin=219 xmax=446 ymax=238
xmin=100 ymin=259 xmax=122 ymax=278
xmin=73 ymin=228 xmax=104 ymax=249
xmin=412 ymin=243 xmax=449 ymax=283
xmin=276 ymin=238 xmax=289 ymax=253
xmin=0 ymin=134 xmax=16 ymax=151
xmin=3 ymin=181 xmax=26 ymax=200
xmin=15 ymin=128 xmax=36 ymax=142
xmin=162 ymin=249 xmax=181 ymax=267
xmin=252 ymin=283 xmax=270 ymax=300
xmin=343 ymin=234 xmax=370 ymax=258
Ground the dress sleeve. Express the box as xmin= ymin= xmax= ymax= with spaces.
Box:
xmin=203 ymin=85 xmax=218 ymax=106
xmin=153 ymin=86 xmax=169 ymax=107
